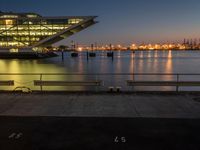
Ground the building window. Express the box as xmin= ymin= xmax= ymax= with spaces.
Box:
xmin=26 ymin=14 xmax=38 ymax=18
xmin=5 ymin=19 xmax=14 ymax=25
xmin=10 ymin=48 xmax=19 ymax=53
xmin=0 ymin=15 xmax=18 ymax=18
xmin=68 ymin=19 xmax=83 ymax=24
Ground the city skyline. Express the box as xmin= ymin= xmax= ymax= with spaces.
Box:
xmin=1 ymin=0 xmax=200 ymax=46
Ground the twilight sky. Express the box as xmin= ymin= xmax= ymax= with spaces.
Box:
xmin=1 ymin=0 xmax=200 ymax=45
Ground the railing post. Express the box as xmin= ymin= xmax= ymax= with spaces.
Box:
xmin=95 ymin=74 xmax=98 ymax=92
xmin=176 ymin=74 xmax=179 ymax=92
xmin=61 ymin=50 xmax=64 ymax=61
xmin=132 ymin=73 xmax=135 ymax=91
xmin=87 ymin=51 xmax=89 ymax=61
xmin=40 ymin=74 xmax=43 ymax=91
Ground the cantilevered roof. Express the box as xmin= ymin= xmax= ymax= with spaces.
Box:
xmin=31 ymin=16 xmax=97 ymax=48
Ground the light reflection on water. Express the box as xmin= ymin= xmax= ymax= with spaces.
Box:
xmin=1 ymin=50 xmax=200 ymax=91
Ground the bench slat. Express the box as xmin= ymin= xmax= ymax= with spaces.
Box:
xmin=34 ymin=80 xmax=102 ymax=86
xmin=0 ymin=80 xmax=14 ymax=86
xmin=127 ymin=81 xmax=200 ymax=86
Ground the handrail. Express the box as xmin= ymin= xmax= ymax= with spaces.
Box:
xmin=1 ymin=73 xmax=200 ymax=76
xmin=1 ymin=73 xmax=200 ymax=92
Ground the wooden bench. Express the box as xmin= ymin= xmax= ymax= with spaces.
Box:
xmin=34 ymin=80 xmax=103 ymax=91
xmin=0 ymin=80 xmax=14 ymax=86
xmin=127 ymin=80 xmax=200 ymax=91
xmin=127 ymin=81 xmax=200 ymax=86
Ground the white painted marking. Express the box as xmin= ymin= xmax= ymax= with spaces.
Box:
xmin=15 ymin=133 xmax=23 ymax=139
xmin=8 ymin=132 xmax=23 ymax=139
xmin=8 ymin=133 xmax=16 ymax=139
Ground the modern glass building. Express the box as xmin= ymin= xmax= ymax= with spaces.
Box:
xmin=0 ymin=11 xmax=97 ymax=52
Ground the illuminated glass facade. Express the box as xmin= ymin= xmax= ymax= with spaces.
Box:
xmin=0 ymin=12 xmax=97 ymax=50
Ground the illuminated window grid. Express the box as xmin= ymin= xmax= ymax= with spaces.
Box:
xmin=0 ymin=19 xmax=74 ymax=47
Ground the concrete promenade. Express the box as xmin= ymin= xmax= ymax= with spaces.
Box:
xmin=1 ymin=92 xmax=200 ymax=118
xmin=1 ymin=92 xmax=200 ymax=150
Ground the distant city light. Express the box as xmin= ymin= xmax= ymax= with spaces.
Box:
xmin=78 ymin=47 xmax=83 ymax=51
xmin=51 ymin=38 xmax=200 ymax=51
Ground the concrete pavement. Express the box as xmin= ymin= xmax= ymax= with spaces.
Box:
xmin=1 ymin=93 xmax=200 ymax=149
xmin=0 ymin=93 xmax=200 ymax=118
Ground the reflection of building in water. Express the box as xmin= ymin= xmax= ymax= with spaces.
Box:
xmin=129 ymin=52 xmax=135 ymax=73
xmin=154 ymin=51 xmax=158 ymax=58
xmin=165 ymin=50 xmax=173 ymax=75
xmin=147 ymin=51 xmax=151 ymax=58
xmin=0 ymin=11 xmax=97 ymax=52
xmin=168 ymin=50 xmax=172 ymax=58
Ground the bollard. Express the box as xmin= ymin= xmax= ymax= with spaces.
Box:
xmin=71 ymin=52 xmax=78 ymax=57
xmin=107 ymin=52 xmax=113 ymax=57
xmin=89 ymin=52 xmax=96 ymax=57
xmin=116 ymin=86 xmax=121 ymax=92
xmin=109 ymin=86 xmax=114 ymax=92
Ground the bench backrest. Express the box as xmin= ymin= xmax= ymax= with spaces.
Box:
xmin=34 ymin=80 xmax=102 ymax=86
xmin=127 ymin=80 xmax=200 ymax=86
xmin=0 ymin=80 xmax=14 ymax=86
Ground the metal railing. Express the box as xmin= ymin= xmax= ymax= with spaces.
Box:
xmin=1 ymin=73 xmax=200 ymax=92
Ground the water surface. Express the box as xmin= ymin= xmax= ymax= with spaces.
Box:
xmin=1 ymin=50 xmax=200 ymax=91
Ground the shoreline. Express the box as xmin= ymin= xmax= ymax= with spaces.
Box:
xmin=0 ymin=51 xmax=58 ymax=59
xmin=54 ymin=49 xmax=200 ymax=52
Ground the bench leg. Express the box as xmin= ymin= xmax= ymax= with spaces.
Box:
xmin=176 ymin=85 xmax=179 ymax=92
xmin=130 ymin=85 xmax=135 ymax=92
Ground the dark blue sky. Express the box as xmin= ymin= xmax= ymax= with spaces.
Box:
xmin=1 ymin=0 xmax=200 ymax=45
